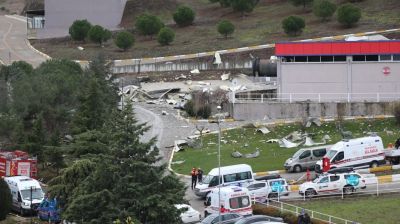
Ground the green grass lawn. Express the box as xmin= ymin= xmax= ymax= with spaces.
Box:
xmin=291 ymin=195 xmax=400 ymax=224
xmin=171 ymin=118 xmax=399 ymax=174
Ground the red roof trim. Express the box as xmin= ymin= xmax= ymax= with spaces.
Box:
xmin=275 ymin=41 xmax=400 ymax=56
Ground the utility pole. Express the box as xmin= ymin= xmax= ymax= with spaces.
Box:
xmin=217 ymin=106 xmax=222 ymax=223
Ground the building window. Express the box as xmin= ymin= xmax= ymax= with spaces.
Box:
xmin=394 ymin=55 xmax=400 ymax=61
xmin=308 ymin=56 xmax=321 ymax=62
xmin=294 ymin=56 xmax=307 ymax=62
xmin=380 ymin=55 xmax=392 ymax=61
xmin=366 ymin=55 xmax=379 ymax=61
xmin=282 ymin=56 xmax=294 ymax=62
xmin=321 ymin=56 xmax=334 ymax=62
xmin=353 ymin=55 xmax=366 ymax=61
xmin=334 ymin=55 xmax=346 ymax=62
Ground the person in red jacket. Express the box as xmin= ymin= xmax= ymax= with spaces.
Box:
xmin=191 ymin=167 xmax=198 ymax=189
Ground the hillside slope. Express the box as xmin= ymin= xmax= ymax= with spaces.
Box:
xmin=31 ymin=0 xmax=400 ymax=60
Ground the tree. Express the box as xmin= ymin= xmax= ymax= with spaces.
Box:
xmin=173 ymin=5 xmax=195 ymax=27
xmin=289 ymin=0 xmax=313 ymax=9
xmin=313 ymin=0 xmax=337 ymax=21
xmin=0 ymin=178 xmax=12 ymax=221
xmin=337 ymin=3 xmax=361 ymax=27
xmin=231 ymin=0 xmax=259 ymax=16
xmin=219 ymin=0 xmax=232 ymax=7
xmin=88 ymin=25 xmax=112 ymax=46
xmin=157 ymin=27 xmax=175 ymax=46
xmin=217 ymin=20 xmax=235 ymax=39
xmin=69 ymin=19 xmax=92 ymax=41
xmin=282 ymin=16 xmax=306 ymax=36
xmin=114 ymin=31 xmax=135 ymax=51
xmin=135 ymin=13 xmax=164 ymax=37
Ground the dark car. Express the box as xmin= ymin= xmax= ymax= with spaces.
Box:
xmin=234 ymin=215 xmax=284 ymax=224
xmin=201 ymin=213 xmax=243 ymax=224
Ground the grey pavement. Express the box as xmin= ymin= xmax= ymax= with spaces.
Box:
xmin=0 ymin=15 xmax=48 ymax=67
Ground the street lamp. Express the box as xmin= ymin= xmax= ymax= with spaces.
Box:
xmin=217 ymin=106 xmax=222 ymax=223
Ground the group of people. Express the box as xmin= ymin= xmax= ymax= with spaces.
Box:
xmin=190 ymin=167 xmax=203 ymax=189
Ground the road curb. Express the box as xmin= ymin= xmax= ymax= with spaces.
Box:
xmin=24 ymin=39 xmax=52 ymax=60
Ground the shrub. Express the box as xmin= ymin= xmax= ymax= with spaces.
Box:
xmin=87 ymin=25 xmax=111 ymax=46
xmin=217 ymin=20 xmax=235 ymax=39
xmin=69 ymin=19 xmax=92 ymax=41
xmin=337 ymin=3 xmax=361 ymax=27
xmin=157 ymin=27 xmax=175 ymax=46
xmin=282 ymin=16 xmax=306 ymax=36
xmin=231 ymin=0 xmax=259 ymax=15
xmin=394 ymin=103 xmax=400 ymax=126
xmin=135 ymin=13 xmax=164 ymax=37
xmin=184 ymin=100 xmax=195 ymax=117
xmin=197 ymin=105 xmax=211 ymax=119
xmin=173 ymin=5 xmax=195 ymax=27
xmin=114 ymin=31 xmax=135 ymax=51
xmin=219 ymin=0 xmax=232 ymax=7
xmin=313 ymin=0 xmax=337 ymax=21
xmin=0 ymin=178 xmax=12 ymax=220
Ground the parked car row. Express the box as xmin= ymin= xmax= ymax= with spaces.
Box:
xmin=201 ymin=213 xmax=284 ymax=224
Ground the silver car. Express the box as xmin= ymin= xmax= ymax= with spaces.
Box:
xmin=201 ymin=213 xmax=243 ymax=224
xmin=284 ymin=145 xmax=331 ymax=173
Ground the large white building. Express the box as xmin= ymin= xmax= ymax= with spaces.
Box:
xmin=275 ymin=40 xmax=400 ymax=102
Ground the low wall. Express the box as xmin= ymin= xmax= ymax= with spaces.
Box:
xmin=231 ymin=101 xmax=396 ymax=121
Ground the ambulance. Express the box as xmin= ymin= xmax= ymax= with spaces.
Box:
xmin=4 ymin=176 xmax=45 ymax=215
xmin=315 ymin=135 xmax=386 ymax=172
xmin=204 ymin=186 xmax=252 ymax=217
xmin=194 ymin=164 xmax=254 ymax=198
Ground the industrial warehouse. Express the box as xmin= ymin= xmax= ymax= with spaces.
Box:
xmin=275 ymin=40 xmax=400 ymax=102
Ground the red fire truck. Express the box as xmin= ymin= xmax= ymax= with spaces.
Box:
xmin=0 ymin=150 xmax=37 ymax=179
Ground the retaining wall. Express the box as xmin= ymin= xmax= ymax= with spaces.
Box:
xmin=231 ymin=101 xmax=396 ymax=121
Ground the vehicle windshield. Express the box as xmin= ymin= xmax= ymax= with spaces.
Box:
xmin=21 ymin=189 xmax=44 ymax=201
xmin=325 ymin=150 xmax=337 ymax=159
xmin=201 ymin=175 xmax=214 ymax=184
xmin=312 ymin=175 xmax=325 ymax=183
xmin=292 ymin=149 xmax=304 ymax=159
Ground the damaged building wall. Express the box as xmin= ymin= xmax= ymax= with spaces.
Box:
xmin=231 ymin=102 xmax=396 ymax=121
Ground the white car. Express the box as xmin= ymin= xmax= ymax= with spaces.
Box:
xmin=299 ymin=172 xmax=366 ymax=197
xmin=175 ymin=204 xmax=201 ymax=223
xmin=247 ymin=178 xmax=290 ymax=202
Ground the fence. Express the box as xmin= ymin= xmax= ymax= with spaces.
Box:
xmin=256 ymin=176 xmax=400 ymax=224
xmin=234 ymin=92 xmax=400 ymax=103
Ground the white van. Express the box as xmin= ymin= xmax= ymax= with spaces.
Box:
xmin=194 ymin=164 xmax=254 ymax=198
xmin=204 ymin=186 xmax=252 ymax=217
xmin=4 ymin=176 xmax=45 ymax=215
xmin=315 ymin=136 xmax=386 ymax=172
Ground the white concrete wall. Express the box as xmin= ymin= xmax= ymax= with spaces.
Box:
xmin=278 ymin=60 xmax=400 ymax=101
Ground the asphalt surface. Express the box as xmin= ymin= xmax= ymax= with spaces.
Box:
xmin=0 ymin=15 xmax=47 ymax=67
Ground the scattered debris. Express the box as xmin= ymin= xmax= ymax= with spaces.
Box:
xmin=173 ymin=140 xmax=188 ymax=152
xmin=190 ymin=69 xmax=200 ymax=74
xmin=256 ymin=127 xmax=270 ymax=134
xmin=161 ymin=111 xmax=168 ymax=115
xmin=221 ymin=73 xmax=230 ymax=81
xmin=213 ymin=52 xmax=222 ymax=65
xmin=244 ymin=149 xmax=260 ymax=158
xmin=278 ymin=138 xmax=305 ymax=148
xmin=266 ymin=139 xmax=279 ymax=143
xmin=304 ymin=117 xmax=321 ymax=127
xmin=231 ymin=151 xmax=243 ymax=158
xmin=77 ymin=46 xmax=84 ymax=51
xmin=171 ymin=160 xmax=185 ymax=165
xmin=304 ymin=137 xmax=326 ymax=146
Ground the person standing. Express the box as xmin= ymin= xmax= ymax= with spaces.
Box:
xmin=191 ymin=167 xmax=197 ymax=189
xmin=197 ymin=168 xmax=203 ymax=183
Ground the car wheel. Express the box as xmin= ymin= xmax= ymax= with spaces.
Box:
xmin=343 ymin=185 xmax=354 ymax=195
xmin=305 ymin=189 xmax=316 ymax=198
xmin=370 ymin=161 xmax=379 ymax=168
xmin=294 ymin=165 xmax=302 ymax=173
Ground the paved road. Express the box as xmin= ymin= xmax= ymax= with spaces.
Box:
xmin=0 ymin=15 xmax=47 ymax=67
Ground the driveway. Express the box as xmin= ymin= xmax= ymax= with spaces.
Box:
xmin=0 ymin=15 xmax=48 ymax=67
